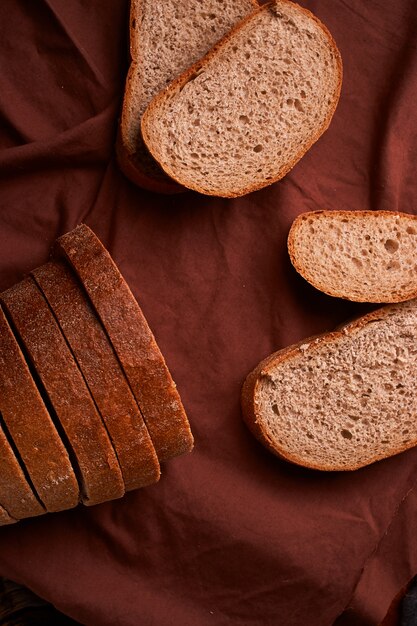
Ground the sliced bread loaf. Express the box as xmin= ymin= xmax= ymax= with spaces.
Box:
xmin=141 ymin=0 xmax=342 ymax=197
xmin=288 ymin=210 xmax=417 ymax=303
xmin=241 ymin=298 xmax=417 ymax=471
xmin=118 ymin=0 xmax=258 ymax=193
xmin=32 ymin=261 xmax=161 ymax=492
xmin=55 ymin=225 xmax=194 ymax=462
xmin=0 ymin=279 xmax=125 ymax=506
xmin=0 ymin=306 xmax=79 ymax=512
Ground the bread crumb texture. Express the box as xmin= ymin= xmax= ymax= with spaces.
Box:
xmin=123 ymin=0 xmax=256 ymax=179
xmin=289 ymin=210 xmax=417 ymax=302
xmin=252 ymin=299 xmax=417 ymax=470
xmin=142 ymin=0 xmax=342 ymax=196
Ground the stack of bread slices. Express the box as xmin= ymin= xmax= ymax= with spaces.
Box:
xmin=0 ymin=225 xmax=193 ymax=526
xmin=117 ymin=0 xmax=343 ymax=197
xmin=242 ymin=210 xmax=417 ymax=471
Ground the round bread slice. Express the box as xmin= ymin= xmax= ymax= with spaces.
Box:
xmin=55 ymin=224 xmax=194 ymax=462
xmin=0 ymin=504 xmax=16 ymax=526
xmin=141 ymin=0 xmax=342 ymax=197
xmin=32 ymin=261 xmax=161 ymax=492
xmin=0 ymin=421 xmax=45 ymax=520
xmin=0 ymin=279 xmax=125 ymax=506
xmin=0 ymin=306 xmax=79 ymax=512
xmin=288 ymin=210 xmax=417 ymax=303
xmin=242 ymin=298 xmax=417 ymax=471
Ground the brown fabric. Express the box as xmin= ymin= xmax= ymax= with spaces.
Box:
xmin=32 ymin=260 xmax=161 ymax=491
xmin=0 ymin=279 xmax=125 ymax=507
xmin=55 ymin=224 xmax=194 ymax=462
xmin=0 ymin=306 xmax=79 ymax=513
xmin=0 ymin=0 xmax=416 ymax=624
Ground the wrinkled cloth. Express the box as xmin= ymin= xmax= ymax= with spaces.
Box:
xmin=0 ymin=1 xmax=417 ymax=625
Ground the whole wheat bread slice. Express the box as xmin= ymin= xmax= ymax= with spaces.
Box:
xmin=288 ymin=210 xmax=417 ymax=303
xmin=118 ymin=0 xmax=258 ymax=193
xmin=241 ymin=299 xmax=417 ymax=471
xmin=141 ymin=0 xmax=342 ymax=197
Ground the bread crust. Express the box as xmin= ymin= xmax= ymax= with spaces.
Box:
xmin=116 ymin=126 xmax=185 ymax=194
xmin=287 ymin=209 xmax=417 ymax=303
xmin=241 ymin=302 xmax=417 ymax=471
xmin=117 ymin=0 xmax=193 ymax=194
xmin=0 ymin=306 xmax=80 ymax=512
xmin=118 ymin=0 xmax=259 ymax=194
xmin=0 ymin=279 xmax=125 ymax=506
xmin=0 ymin=418 xmax=45 ymax=520
xmin=141 ymin=0 xmax=343 ymax=198
xmin=0 ymin=504 xmax=16 ymax=526
xmin=55 ymin=225 xmax=194 ymax=462
xmin=32 ymin=261 xmax=161 ymax=492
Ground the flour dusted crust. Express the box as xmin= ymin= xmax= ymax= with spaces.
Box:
xmin=0 ymin=279 xmax=125 ymax=506
xmin=242 ymin=301 xmax=417 ymax=470
xmin=33 ymin=261 xmax=161 ymax=491
xmin=142 ymin=0 xmax=342 ymax=197
xmin=0 ymin=419 xmax=45 ymax=520
xmin=288 ymin=210 xmax=417 ymax=303
xmin=0 ymin=306 xmax=79 ymax=512
xmin=55 ymin=225 xmax=194 ymax=462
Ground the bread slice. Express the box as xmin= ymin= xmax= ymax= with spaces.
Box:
xmin=141 ymin=0 xmax=342 ymax=197
xmin=0 ymin=419 xmax=45 ymax=520
xmin=117 ymin=0 xmax=258 ymax=193
xmin=32 ymin=260 xmax=161 ymax=492
xmin=118 ymin=0 xmax=257 ymax=193
xmin=241 ymin=298 xmax=417 ymax=471
xmin=0 ymin=279 xmax=125 ymax=506
xmin=0 ymin=306 xmax=79 ymax=512
xmin=288 ymin=210 xmax=417 ymax=303
xmin=55 ymin=225 xmax=194 ymax=462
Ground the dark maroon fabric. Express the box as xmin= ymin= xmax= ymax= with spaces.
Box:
xmin=0 ymin=1 xmax=417 ymax=625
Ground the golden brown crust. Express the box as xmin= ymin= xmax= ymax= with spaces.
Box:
xmin=141 ymin=0 xmax=343 ymax=198
xmin=32 ymin=261 xmax=161 ymax=492
xmin=0 ymin=279 xmax=125 ymax=506
xmin=287 ymin=210 xmax=417 ymax=303
xmin=241 ymin=302 xmax=417 ymax=471
xmin=55 ymin=225 xmax=194 ymax=463
xmin=0 ymin=306 xmax=80 ymax=512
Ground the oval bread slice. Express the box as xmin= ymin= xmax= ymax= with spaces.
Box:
xmin=118 ymin=0 xmax=258 ymax=193
xmin=141 ymin=0 xmax=342 ymax=197
xmin=242 ymin=298 xmax=417 ymax=471
xmin=288 ymin=210 xmax=417 ymax=303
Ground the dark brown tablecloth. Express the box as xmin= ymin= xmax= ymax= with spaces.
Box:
xmin=0 ymin=1 xmax=416 ymax=624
